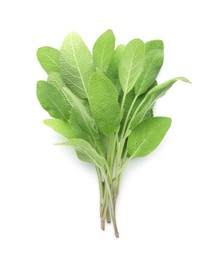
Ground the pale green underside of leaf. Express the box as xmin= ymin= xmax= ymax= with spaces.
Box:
xmin=131 ymin=77 xmax=190 ymax=129
xmin=47 ymin=72 xmax=77 ymax=107
xmin=66 ymin=89 xmax=94 ymax=142
xmin=88 ymin=72 xmax=120 ymax=136
xmin=134 ymin=40 xmax=164 ymax=96
xmin=122 ymin=81 xmax=157 ymax=127
xmin=62 ymin=87 xmax=104 ymax=154
xmin=145 ymin=40 xmax=164 ymax=52
xmin=128 ymin=117 xmax=172 ymax=158
xmin=93 ymin=29 xmax=115 ymax=73
xmin=37 ymin=47 xmax=60 ymax=74
xmin=64 ymin=87 xmax=95 ymax=129
xmin=119 ymin=39 xmax=145 ymax=94
xmin=69 ymin=104 xmax=94 ymax=145
xmin=107 ymin=44 xmax=125 ymax=94
xmin=60 ymin=32 xmax=94 ymax=99
xmin=44 ymin=119 xmax=74 ymax=139
xmin=59 ymin=138 xmax=106 ymax=167
xmin=134 ymin=49 xmax=164 ymax=96
xmin=69 ymin=110 xmax=91 ymax=143
xmin=36 ymin=81 xmax=71 ymax=121
xmin=76 ymin=150 xmax=95 ymax=164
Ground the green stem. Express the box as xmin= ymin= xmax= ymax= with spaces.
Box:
xmin=107 ymin=206 xmax=111 ymax=223
xmin=98 ymin=92 xmax=130 ymax=237
xmin=101 ymin=186 xmax=109 ymax=230
xmin=120 ymin=92 xmax=127 ymax=113
xmin=120 ymin=95 xmax=138 ymax=139
xmin=124 ymin=92 xmax=152 ymax=139
xmin=96 ymin=167 xmax=103 ymax=215
xmin=99 ymin=166 xmax=119 ymax=237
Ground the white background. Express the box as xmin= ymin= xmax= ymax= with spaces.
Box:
xmin=0 ymin=0 xmax=220 ymax=259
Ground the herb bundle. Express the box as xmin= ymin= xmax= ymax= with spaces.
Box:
xmin=37 ymin=29 xmax=190 ymax=237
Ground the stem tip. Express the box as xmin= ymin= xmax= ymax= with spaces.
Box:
xmin=101 ymin=220 xmax=105 ymax=231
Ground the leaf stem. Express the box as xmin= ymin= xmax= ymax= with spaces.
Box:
xmin=98 ymin=166 xmax=119 ymax=237
xmin=125 ymin=92 xmax=151 ymax=137
xmin=121 ymin=95 xmax=138 ymax=138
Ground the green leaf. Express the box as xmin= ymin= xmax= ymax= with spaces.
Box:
xmin=145 ymin=40 xmax=164 ymax=52
xmin=48 ymin=73 xmax=93 ymax=116
xmin=88 ymin=72 xmax=120 ymax=136
xmin=93 ymin=29 xmax=115 ymax=73
xmin=48 ymin=72 xmax=65 ymax=89
xmin=63 ymin=88 xmax=104 ymax=153
xmin=118 ymin=39 xmax=145 ymax=94
xmin=131 ymin=77 xmax=190 ymax=129
xmin=76 ymin=151 xmax=95 ymax=164
xmin=44 ymin=119 xmax=74 ymax=139
xmin=47 ymin=72 xmax=77 ymax=106
xmin=36 ymin=81 xmax=71 ymax=121
xmin=37 ymin=47 xmax=60 ymax=74
xmin=69 ymin=109 xmax=91 ymax=143
xmin=127 ymin=117 xmax=172 ymax=158
xmin=69 ymin=103 xmax=94 ymax=144
xmin=60 ymin=138 xmax=106 ymax=167
xmin=121 ymin=82 xmax=156 ymax=127
xmin=60 ymin=32 xmax=94 ymax=99
xmin=134 ymin=40 xmax=164 ymax=96
xmin=145 ymin=108 xmax=154 ymax=119
xmin=107 ymin=44 xmax=125 ymax=81
xmin=63 ymin=87 xmax=95 ymax=130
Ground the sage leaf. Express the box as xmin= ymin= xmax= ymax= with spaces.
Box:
xmin=128 ymin=117 xmax=172 ymax=158
xmin=69 ymin=108 xmax=104 ymax=155
xmin=69 ymin=104 xmax=94 ymax=145
xmin=60 ymin=32 xmax=94 ymax=99
xmin=121 ymin=84 xmax=155 ymax=128
xmin=119 ymin=39 xmax=145 ymax=94
xmin=145 ymin=40 xmax=164 ymax=52
xmin=131 ymin=77 xmax=190 ymax=129
xmin=134 ymin=47 xmax=164 ymax=96
xmin=63 ymin=87 xmax=104 ymax=153
xmin=60 ymin=138 xmax=106 ymax=167
xmin=88 ymin=72 xmax=120 ymax=136
xmin=37 ymin=81 xmax=71 ymax=121
xmin=134 ymin=41 xmax=163 ymax=95
xmin=47 ymin=72 xmax=76 ymax=107
xmin=93 ymin=29 xmax=115 ymax=73
xmin=44 ymin=119 xmax=74 ymax=139
xmin=76 ymin=150 xmax=96 ymax=164
xmin=48 ymin=72 xmax=65 ymax=90
xmin=107 ymin=44 xmax=125 ymax=84
xmin=69 ymin=109 xmax=91 ymax=143
xmin=37 ymin=47 xmax=60 ymax=74
xmin=63 ymin=87 xmax=95 ymax=130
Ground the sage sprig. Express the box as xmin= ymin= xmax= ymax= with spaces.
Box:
xmin=36 ymin=29 xmax=190 ymax=238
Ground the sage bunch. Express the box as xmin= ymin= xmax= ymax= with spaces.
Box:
xmin=36 ymin=29 xmax=190 ymax=237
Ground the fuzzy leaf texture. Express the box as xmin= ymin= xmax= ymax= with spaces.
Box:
xmin=60 ymin=138 xmax=106 ymax=168
xmin=37 ymin=81 xmax=71 ymax=121
xmin=135 ymin=40 xmax=164 ymax=96
xmin=107 ymin=44 xmax=125 ymax=94
xmin=128 ymin=117 xmax=172 ymax=157
xmin=119 ymin=39 xmax=145 ymax=94
xmin=44 ymin=119 xmax=74 ymax=139
xmin=37 ymin=47 xmax=60 ymax=74
xmin=60 ymin=32 xmax=94 ymax=99
xmin=93 ymin=29 xmax=115 ymax=73
xmin=131 ymin=77 xmax=190 ymax=129
xmin=88 ymin=72 xmax=120 ymax=136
